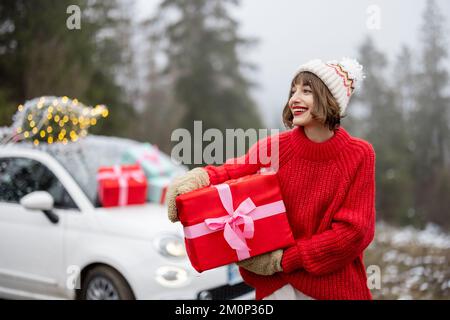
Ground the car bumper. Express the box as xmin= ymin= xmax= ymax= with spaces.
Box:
xmin=132 ymin=263 xmax=253 ymax=300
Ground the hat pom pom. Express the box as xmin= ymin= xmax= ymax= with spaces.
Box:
xmin=338 ymin=57 xmax=365 ymax=89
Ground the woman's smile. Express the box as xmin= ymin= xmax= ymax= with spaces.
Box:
xmin=291 ymin=105 xmax=309 ymax=117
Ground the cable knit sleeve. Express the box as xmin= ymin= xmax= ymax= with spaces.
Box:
xmin=281 ymin=142 xmax=376 ymax=276
xmin=204 ymin=134 xmax=279 ymax=185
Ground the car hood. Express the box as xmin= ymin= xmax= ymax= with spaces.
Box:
xmin=94 ymin=203 xmax=184 ymax=241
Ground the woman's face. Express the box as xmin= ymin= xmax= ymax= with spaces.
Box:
xmin=289 ymin=81 xmax=316 ymax=127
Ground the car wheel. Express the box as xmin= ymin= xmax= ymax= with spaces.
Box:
xmin=78 ymin=266 xmax=135 ymax=300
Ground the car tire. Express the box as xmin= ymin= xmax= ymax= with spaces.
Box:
xmin=78 ymin=266 xmax=135 ymax=300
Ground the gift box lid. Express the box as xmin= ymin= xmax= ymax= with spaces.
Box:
xmin=176 ymin=173 xmax=283 ymax=226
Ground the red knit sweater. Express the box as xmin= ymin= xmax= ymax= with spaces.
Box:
xmin=204 ymin=125 xmax=376 ymax=300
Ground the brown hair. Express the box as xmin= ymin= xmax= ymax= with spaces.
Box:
xmin=282 ymin=71 xmax=344 ymax=130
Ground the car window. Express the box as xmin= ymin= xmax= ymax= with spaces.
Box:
xmin=0 ymin=157 xmax=78 ymax=210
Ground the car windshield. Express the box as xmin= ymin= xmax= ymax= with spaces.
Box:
xmin=4 ymin=134 xmax=179 ymax=207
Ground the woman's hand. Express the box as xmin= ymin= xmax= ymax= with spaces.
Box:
xmin=167 ymin=167 xmax=210 ymax=223
xmin=236 ymin=249 xmax=284 ymax=276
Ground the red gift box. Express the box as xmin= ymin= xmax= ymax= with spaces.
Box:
xmin=176 ymin=173 xmax=295 ymax=273
xmin=97 ymin=164 xmax=148 ymax=207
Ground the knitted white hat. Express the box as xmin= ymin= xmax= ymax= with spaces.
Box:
xmin=296 ymin=57 xmax=364 ymax=116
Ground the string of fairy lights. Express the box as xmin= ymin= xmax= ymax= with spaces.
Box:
xmin=8 ymin=96 xmax=109 ymax=145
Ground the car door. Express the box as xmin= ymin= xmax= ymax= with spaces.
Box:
xmin=0 ymin=156 xmax=79 ymax=299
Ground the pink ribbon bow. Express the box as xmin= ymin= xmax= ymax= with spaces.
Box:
xmin=97 ymin=165 xmax=146 ymax=206
xmin=183 ymin=183 xmax=287 ymax=262
xmin=204 ymin=184 xmax=257 ymax=260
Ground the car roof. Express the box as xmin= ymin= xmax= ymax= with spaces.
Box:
xmin=1 ymin=134 xmax=143 ymax=154
xmin=0 ymin=144 xmax=57 ymax=162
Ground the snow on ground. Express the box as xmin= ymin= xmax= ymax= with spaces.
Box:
xmin=367 ymin=222 xmax=450 ymax=300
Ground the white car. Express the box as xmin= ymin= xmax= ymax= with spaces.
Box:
xmin=0 ymin=134 xmax=254 ymax=300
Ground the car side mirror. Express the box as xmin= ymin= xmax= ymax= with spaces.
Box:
xmin=21 ymin=191 xmax=54 ymax=210
xmin=20 ymin=191 xmax=59 ymax=224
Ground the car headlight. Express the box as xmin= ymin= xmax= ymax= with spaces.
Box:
xmin=154 ymin=234 xmax=186 ymax=258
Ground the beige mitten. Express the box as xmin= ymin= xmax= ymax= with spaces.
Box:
xmin=236 ymin=249 xmax=284 ymax=276
xmin=167 ymin=167 xmax=210 ymax=223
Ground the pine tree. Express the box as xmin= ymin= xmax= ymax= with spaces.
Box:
xmin=132 ymin=25 xmax=181 ymax=153
xmin=412 ymin=0 xmax=450 ymax=227
xmin=0 ymin=0 xmax=136 ymax=138
xmin=391 ymin=45 xmax=418 ymax=226
xmin=394 ymin=46 xmax=417 ymax=119
xmin=142 ymin=0 xmax=263 ymax=162
xmin=357 ymin=37 xmax=414 ymax=225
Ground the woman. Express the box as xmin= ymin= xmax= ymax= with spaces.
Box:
xmin=166 ymin=58 xmax=376 ymax=300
